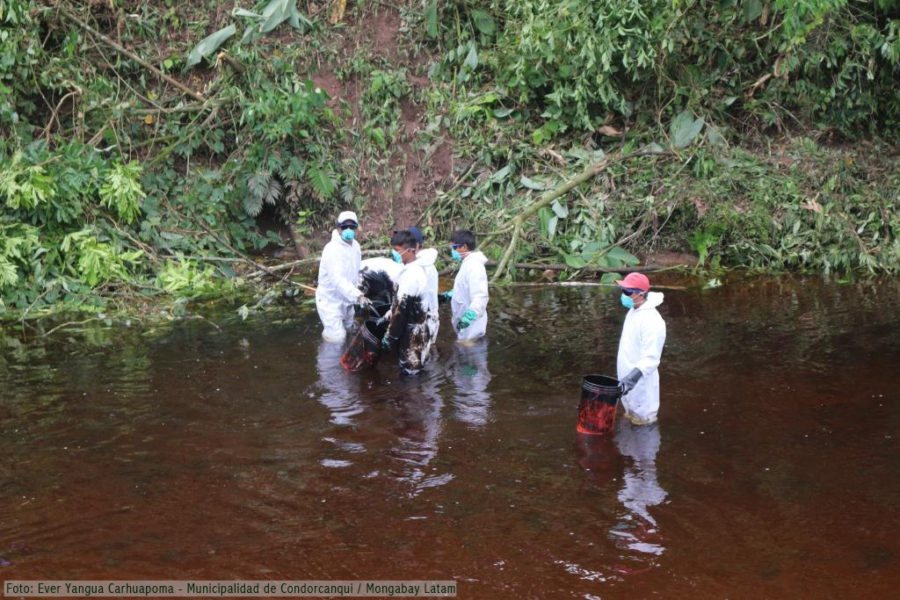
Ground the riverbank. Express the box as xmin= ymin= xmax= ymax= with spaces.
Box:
xmin=2 ymin=2 xmax=897 ymax=324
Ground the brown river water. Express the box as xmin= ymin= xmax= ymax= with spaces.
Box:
xmin=1 ymin=276 xmax=898 ymax=599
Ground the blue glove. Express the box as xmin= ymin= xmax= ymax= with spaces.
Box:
xmin=438 ymin=290 xmax=454 ymax=304
xmin=456 ymin=308 xmax=477 ymax=330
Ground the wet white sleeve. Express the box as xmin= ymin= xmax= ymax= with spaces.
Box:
xmin=466 ymin=263 xmax=489 ymax=316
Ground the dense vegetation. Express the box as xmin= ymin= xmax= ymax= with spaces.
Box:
xmin=1 ymin=0 xmax=898 ymax=322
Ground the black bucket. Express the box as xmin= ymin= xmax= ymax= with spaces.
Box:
xmin=341 ymin=320 xmax=384 ymax=371
xmin=577 ymin=375 xmax=621 ymax=435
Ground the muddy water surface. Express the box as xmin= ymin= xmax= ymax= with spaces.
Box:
xmin=1 ymin=277 xmax=898 ymax=598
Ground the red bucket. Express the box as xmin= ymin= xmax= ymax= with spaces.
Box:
xmin=576 ymin=375 xmax=621 ymax=435
xmin=340 ymin=320 xmax=384 ymax=371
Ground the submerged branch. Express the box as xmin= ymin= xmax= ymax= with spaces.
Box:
xmin=488 ymin=261 xmax=679 ymax=275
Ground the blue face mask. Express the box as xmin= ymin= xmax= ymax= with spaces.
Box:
xmin=620 ymin=293 xmax=634 ymax=309
xmin=391 ymin=249 xmax=404 ymax=264
xmin=340 ymin=228 xmax=355 ymax=242
xmin=451 ymin=249 xmax=462 ymax=261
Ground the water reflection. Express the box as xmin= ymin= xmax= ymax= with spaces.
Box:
xmin=575 ymin=420 xmax=667 ymax=578
xmin=387 ymin=372 xmax=452 ymax=497
xmin=446 ymin=339 xmax=492 ymax=427
xmin=4 ymin=278 xmax=898 ymax=597
xmin=314 ymin=339 xmax=363 ymax=426
xmin=610 ymin=421 xmax=666 ymax=561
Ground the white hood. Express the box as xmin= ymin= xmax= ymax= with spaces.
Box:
xmin=416 ymin=247 xmax=438 ymax=267
xmin=464 ymin=251 xmax=488 ymax=266
xmin=638 ymin=291 xmax=664 ymax=311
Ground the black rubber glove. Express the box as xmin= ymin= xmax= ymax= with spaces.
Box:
xmin=618 ymin=368 xmax=643 ymax=395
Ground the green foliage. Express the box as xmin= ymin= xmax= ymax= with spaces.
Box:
xmin=688 ymin=226 xmax=725 ymax=267
xmin=496 ymin=0 xmax=668 ymax=130
xmin=100 ymin=162 xmax=145 ymax=224
xmin=0 ymin=0 xmax=897 ymax=322
xmin=424 ymin=0 xmax=899 ymax=139
xmin=186 ymin=24 xmax=236 ymax=68
xmin=234 ymin=0 xmax=312 ymax=44
xmin=361 ymin=68 xmax=410 ymax=147
xmin=156 ymin=259 xmax=221 ymax=298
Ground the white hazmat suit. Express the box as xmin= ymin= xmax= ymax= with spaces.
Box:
xmin=450 ymin=251 xmax=489 ymax=342
xmin=387 ymin=249 xmax=440 ymax=375
xmin=616 ymin=291 xmax=666 ymax=424
xmin=315 ymin=230 xmax=362 ymax=342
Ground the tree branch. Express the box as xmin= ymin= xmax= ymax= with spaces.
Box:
xmin=58 ymin=6 xmax=207 ymax=103
xmin=490 ymin=148 xmax=674 ymax=283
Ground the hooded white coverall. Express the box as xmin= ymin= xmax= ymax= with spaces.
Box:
xmin=390 ymin=250 xmax=439 ymax=374
xmin=450 ymin=251 xmax=489 ymax=342
xmin=315 ymin=230 xmax=362 ymax=342
xmin=616 ymin=291 xmax=666 ymax=424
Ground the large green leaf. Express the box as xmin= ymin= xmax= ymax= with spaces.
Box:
xmin=308 ymin=167 xmax=334 ymax=199
xmin=599 ymin=272 xmax=621 ymax=284
xmin=602 ymin=246 xmax=640 ymax=267
xmin=743 ymin=0 xmax=764 ymax=22
xmin=186 ymin=25 xmax=236 ymax=69
xmin=426 ymin=0 xmax=438 ymax=39
xmin=471 ymin=10 xmax=496 ymax=36
xmin=551 ymin=199 xmax=568 ymax=218
xmin=563 ymin=253 xmax=587 ymax=269
xmin=520 ymin=176 xmax=544 ymax=190
xmin=236 ymin=0 xmax=311 ymax=43
xmin=463 ymin=44 xmax=479 ymax=70
xmin=670 ymin=110 xmax=705 ymax=149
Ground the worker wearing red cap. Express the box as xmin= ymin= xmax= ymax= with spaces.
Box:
xmin=615 ymin=272 xmax=667 ymax=425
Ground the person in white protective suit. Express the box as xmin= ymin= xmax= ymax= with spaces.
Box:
xmin=615 ymin=272 xmax=667 ymax=425
xmin=439 ymin=229 xmax=489 ymax=343
xmin=407 ymin=226 xmax=440 ymax=339
xmin=315 ymin=211 xmax=368 ymax=342
xmin=380 ymin=230 xmax=439 ymax=375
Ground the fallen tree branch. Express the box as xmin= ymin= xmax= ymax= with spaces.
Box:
xmin=487 ymin=260 xmax=680 ymax=274
xmin=58 ymin=6 xmax=207 ymax=103
xmin=41 ymin=317 xmax=102 ymax=338
xmin=501 ymin=280 xmax=687 ymax=290
xmin=246 ymin=248 xmax=387 ymax=278
xmin=248 ymin=256 xmax=321 ymax=276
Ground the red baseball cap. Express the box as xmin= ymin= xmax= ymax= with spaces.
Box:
xmin=616 ymin=272 xmax=650 ymax=291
